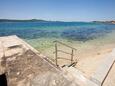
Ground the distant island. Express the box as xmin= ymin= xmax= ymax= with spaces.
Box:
xmin=93 ymin=20 xmax=115 ymax=24
xmin=0 ymin=19 xmax=64 ymax=23
xmin=0 ymin=19 xmax=48 ymax=22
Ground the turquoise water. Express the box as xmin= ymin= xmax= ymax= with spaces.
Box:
xmin=0 ymin=21 xmax=115 ymax=41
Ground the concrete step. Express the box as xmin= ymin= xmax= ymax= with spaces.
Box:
xmin=62 ymin=67 xmax=98 ymax=86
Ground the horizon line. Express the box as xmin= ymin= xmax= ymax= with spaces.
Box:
xmin=0 ymin=18 xmax=115 ymax=22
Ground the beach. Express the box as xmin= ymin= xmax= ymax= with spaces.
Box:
xmin=40 ymin=39 xmax=115 ymax=80
xmin=34 ymin=31 xmax=115 ymax=78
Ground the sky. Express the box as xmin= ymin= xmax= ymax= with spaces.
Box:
xmin=0 ymin=0 xmax=115 ymax=21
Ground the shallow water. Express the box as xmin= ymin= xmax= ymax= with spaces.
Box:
xmin=0 ymin=21 xmax=115 ymax=51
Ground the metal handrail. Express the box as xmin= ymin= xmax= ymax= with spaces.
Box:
xmin=53 ymin=49 xmax=74 ymax=55
xmin=54 ymin=40 xmax=77 ymax=50
xmin=54 ymin=40 xmax=77 ymax=66
xmin=57 ymin=57 xmax=71 ymax=61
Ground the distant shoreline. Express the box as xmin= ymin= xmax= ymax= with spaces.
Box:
xmin=93 ymin=21 xmax=115 ymax=24
xmin=0 ymin=19 xmax=115 ymax=24
xmin=0 ymin=19 xmax=49 ymax=22
xmin=0 ymin=19 xmax=66 ymax=23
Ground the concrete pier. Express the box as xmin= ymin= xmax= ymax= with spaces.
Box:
xmin=0 ymin=35 xmax=115 ymax=86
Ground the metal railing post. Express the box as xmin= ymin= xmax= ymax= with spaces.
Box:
xmin=71 ymin=49 xmax=74 ymax=64
xmin=55 ymin=42 xmax=58 ymax=66
xmin=1 ymin=41 xmax=5 ymax=58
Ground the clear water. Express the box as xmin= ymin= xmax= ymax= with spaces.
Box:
xmin=0 ymin=22 xmax=115 ymax=41
xmin=0 ymin=21 xmax=115 ymax=50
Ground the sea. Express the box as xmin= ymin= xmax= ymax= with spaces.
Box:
xmin=0 ymin=21 xmax=115 ymax=52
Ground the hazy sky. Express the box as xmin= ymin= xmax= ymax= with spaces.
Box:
xmin=0 ymin=0 xmax=115 ymax=21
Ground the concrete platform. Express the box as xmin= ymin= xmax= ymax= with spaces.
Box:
xmin=90 ymin=49 xmax=115 ymax=86
xmin=0 ymin=35 xmax=115 ymax=86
